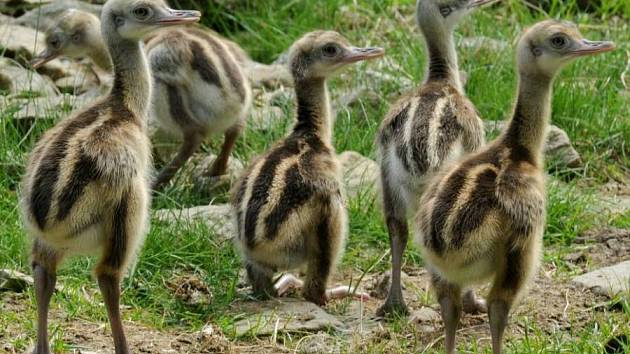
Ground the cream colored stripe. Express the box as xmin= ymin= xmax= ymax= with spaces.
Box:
xmin=426 ymin=97 xmax=448 ymax=169
xmin=403 ymin=97 xmax=421 ymax=171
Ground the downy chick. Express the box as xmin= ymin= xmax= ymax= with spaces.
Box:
xmin=232 ymin=31 xmax=384 ymax=305
xmin=20 ymin=1 xmax=200 ymax=353
xmin=375 ymin=0 xmax=494 ymax=316
xmin=414 ymin=20 xmax=614 ymax=354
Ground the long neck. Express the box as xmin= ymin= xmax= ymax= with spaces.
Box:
xmin=503 ymin=71 xmax=554 ymax=166
xmin=293 ymin=78 xmax=332 ymax=142
xmin=105 ymin=35 xmax=151 ymax=119
xmin=422 ymin=26 xmax=461 ymax=90
xmin=89 ymin=40 xmax=113 ymax=72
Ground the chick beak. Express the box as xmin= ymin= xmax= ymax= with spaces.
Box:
xmin=570 ymin=39 xmax=616 ymax=56
xmin=341 ymin=47 xmax=385 ymax=63
xmin=30 ymin=50 xmax=59 ymax=69
xmin=155 ymin=9 xmax=201 ymax=26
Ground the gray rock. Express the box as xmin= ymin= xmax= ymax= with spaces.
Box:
xmin=250 ymin=104 xmax=284 ymax=130
xmin=0 ymin=24 xmax=43 ymax=61
xmin=293 ymin=333 xmax=340 ymax=354
xmin=154 ymin=204 xmax=234 ymax=241
xmin=460 ymin=36 xmax=509 ymax=52
xmin=339 ymin=151 xmax=379 ymax=199
xmin=0 ymin=269 xmax=34 ymax=292
xmin=0 ymin=12 xmax=13 ymax=23
xmin=0 ymin=0 xmax=51 ymax=16
xmin=54 ymin=67 xmax=100 ymax=95
xmin=484 ymin=120 xmax=582 ymax=168
xmin=409 ymin=307 xmax=441 ymax=323
xmin=334 ymin=86 xmax=381 ymax=111
xmin=259 ymin=86 xmax=294 ymax=108
xmin=572 ymin=261 xmax=630 ymax=298
xmin=8 ymin=95 xmax=66 ymax=120
xmin=233 ymin=299 xmax=344 ymax=337
xmin=189 ymin=153 xmax=244 ymax=193
xmin=0 ymin=58 xmax=58 ymax=96
xmin=15 ymin=0 xmax=102 ymax=31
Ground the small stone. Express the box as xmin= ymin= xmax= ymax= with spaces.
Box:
xmin=0 ymin=58 xmax=58 ymax=96
xmin=409 ymin=307 xmax=441 ymax=323
xmin=294 ymin=333 xmax=339 ymax=354
xmin=0 ymin=0 xmax=51 ymax=16
xmin=154 ymin=204 xmax=235 ymax=241
xmin=233 ymin=299 xmax=344 ymax=337
xmin=0 ymin=269 xmax=34 ymax=292
xmin=338 ymin=151 xmax=379 ymax=200
xmin=250 ymin=104 xmax=284 ymax=130
xmin=15 ymin=0 xmax=102 ymax=31
xmin=572 ymin=261 xmax=630 ymax=298
xmin=334 ymin=86 xmax=381 ymax=111
xmin=564 ymin=252 xmax=587 ymax=264
xmin=54 ymin=67 xmax=100 ymax=95
xmin=0 ymin=24 xmax=44 ymax=61
xmin=188 ymin=153 xmax=244 ymax=193
xmin=484 ymin=121 xmax=582 ymax=169
xmin=9 ymin=95 xmax=66 ymax=121
xmin=166 ymin=273 xmax=213 ymax=306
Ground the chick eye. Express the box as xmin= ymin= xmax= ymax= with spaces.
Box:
xmin=322 ymin=45 xmax=340 ymax=57
xmin=439 ymin=6 xmax=452 ymax=16
xmin=72 ymin=33 xmax=81 ymax=42
xmin=133 ymin=6 xmax=151 ymax=20
xmin=49 ymin=37 xmax=61 ymax=49
xmin=550 ymin=35 xmax=568 ymax=49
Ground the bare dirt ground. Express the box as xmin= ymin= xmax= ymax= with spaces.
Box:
xmin=2 ymin=227 xmax=627 ymax=354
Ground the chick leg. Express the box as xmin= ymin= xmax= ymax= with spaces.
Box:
xmin=377 ymin=168 xmax=409 ymax=317
xmin=31 ymin=240 xmax=63 ymax=354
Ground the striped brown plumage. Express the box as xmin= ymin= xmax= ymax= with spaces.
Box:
xmin=232 ymin=31 xmax=383 ymax=305
xmin=414 ymin=20 xmax=615 ymax=354
xmin=20 ymin=1 xmax=201 ymax=353
xmin=375 ymin=0 xmax=487 ymax=318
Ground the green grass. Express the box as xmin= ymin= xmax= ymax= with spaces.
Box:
xmin=1 ymin=0 xmax=629 ymax=353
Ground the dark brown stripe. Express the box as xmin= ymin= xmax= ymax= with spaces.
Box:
xmin=29 ymin=104 xmax=102 ymax=229
xmin=502 ymin=247 xmax=523 ymax=290
xmin=187 ymin=29 xmax=246 ymax=100
xmin=503 ymin=104 xmax=534 ymax=163
xmin=450 ymin=168 xmax=498 ymax=248
xmin=189 ymin=40 xmax=222 ymax=87
xmin=427 ymin=42 xmax=451 ymax=82
xmin=381 ymin=102 xmax=410 ymax=143
xmin=427 ymin=167 xmax=468 ymax=254
xmin=233 ymin=175 xmax=248 ymax=239
xmin=264 ymin=162 xmax=315 ymax=240
xmin=243 ymin=139 xmax=301 ymax=248
xmin=434 ymin=102 xmax=462 ymax=164
xmin=315 ymin=207 xmax=332 ymax=281
xmin=409 ymin=95 xmax=438 ymax=174
xmin=164 ymin=81 xmax=197 ymax=130
xmin=149 ymin=46 xmax=182 ymax=76
xmin=105 ymin=195 xmax=129 ymax=270
xmin=56 ymin=152 xmax=102 ymax=221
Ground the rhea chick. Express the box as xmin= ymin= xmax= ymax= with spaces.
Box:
xmin=375 ymin=0 xmax=494 ymax=316
xmin=414 ymin=20 xmax=614 ymax=354
xmin=231 ymin=31 xmax=383 ymax=305
xmin=31 ymin=11 xmax=252 ymax=190
xmin=31 ymin=12 xmax=295 ymax=189
xmin=20 ymin=1 xmax=200 ymax=353
xmin=32 ymin=9 xmax=113 ymax=73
